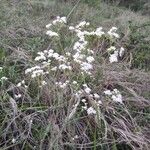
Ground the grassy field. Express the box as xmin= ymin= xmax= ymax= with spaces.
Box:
xmin=0 ymin=0 xmax=150 ymax=149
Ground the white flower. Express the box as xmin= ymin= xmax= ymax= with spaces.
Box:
xmin=46 ymin=23 xmax=52 ymax=29
xmin=112 ymin=94 xmax=123 ymax=103
xmin=82 ymin=106 xmax=88 ymax=110
xmin=52 ymin=16 xmax=67 ymax=25
xmin=60 ymin=16 xmax=67 ymax=23
xmin=84 ymin=87 xmax=91 ymax=94
xmin=0 ymin=67 xmax=3 ymax=71
xmin=58 ymin=64 xmax=72 ymax=70
xmin=108 ymin=27 xmax=119 ymax=38
xmin=69 ymin=26 xmax=75 ymax=31
xmin=41 ymin=80 xmax=47 ymax=86
xmin=87 ymin=107 xmax=96 ymax=115
xmin=21 ymin=80 xmax=25 ymax=84
xmin=56 ymin=80 xmax=69 ymax=89
xmin=72 ymin=81 xmax=77 ymax=85
xmin=46 ymin=30 xmax=59 ymax=37
xmin=104 ymin=89 xmax=123 ymax=104
xmin=107 ymin=46 xmax=116 ymax=52
xmin=35 ymin=55 xmax=46 ymax=61
xmin=81 ymin=99 xmax=86 ymax=103
xmin=51 ymin=66 xmax=57 ymax=71
xmin=76 ymin=21 xmax=87 ymax=28
xmin=52 ymin=53 xmax=59 ymax=59
xmin=66 ymin=52 xmax=71 ymax=56
xmin=97 ymin=100 xmax=102 ymax=105
xmin=31 ymin=70 xmax=44 ymax=78
xmin=109 ymin=53 xmax=118 ymax=63
xmin=0 ymin=76 xmax=8 ymax=81
xmin=12 ymin=138 xmax=16 ymax=144
xmin=86 ymin=56 xmax=95 ymax=63
xmin=95 ymin=27 xmax=105 ymax=36
xmin=14 ymin=94 xmax=22 ymax=99
xmin=80 ymin=62 xmax=93 ymax=71
xmin=93 ymin=93 xmax=100 ymax=99
xmin=104 ymin=90 xmax=112 ymax=95
xmin=17 ymin=82 xmax=21 ymax=87
xmin=119 ymin=47 xmax=125 ymax=57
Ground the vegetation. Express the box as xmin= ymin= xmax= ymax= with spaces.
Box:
xmin=0 ymin=0 xmax=150 ymax=150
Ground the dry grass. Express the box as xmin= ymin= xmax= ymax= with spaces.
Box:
xmin=0 ymin=0 xmax=150 ymax=150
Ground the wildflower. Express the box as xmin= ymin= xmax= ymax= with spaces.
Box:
xmin=104 ymin=90 xmax=112 ymax=95
xmin=31 ymin=69 xmax=44 ymax=78
xmin=107 ymin=46 xmax=116 ymax=52
xmin=95 ymin=27 xmax=105 ymax=37
xmin=76 ymin=21 xmax=87 ymax=29
xmin=93 ymin=93 xmax=100 ymax=99
xmin=119 ymin=47 xmax=125 ymax=57
xmin=109 ymin=53 xmax=118 ymax=63
xmin=104 ymin=89 xmax=123 ymax=104
xmin=97 ymin=100 xmax=102 ymax=105
xmin=66 ymin=52 xmax=71 ymax=56
xmin=51 ymin=66 xmax=57 ymax=71
xmin=35 ymin=55 xmax=46 ymax=61
xmin=17 ymin=82 xmax=22 ymax=87
xmin=14 ymin=94 xmax=22 ymax=99
xmin=84 ymin=86 xmax=91 ymax=94
xmin=52 ymin=53 xmax=59 ymax=59
xmin=69 ymin=26 xmax=75 ymax=31
xmin=86 ymin=56 xmax=95 ymax=63
xmin=72 ymin=81 xmax=77 ymax=85
xmin=46 ymin=23 xmax=52 ymax=29
xmin=60 ymin=16 xmax=67 ymax=23
xmin=81 ymin=99 xmax=86 ymax=103
xmin=0 ymin=76 xmax=8 ymax=81
xmin=72 ymin=135 xmax=79 ymax=140
xmin=58 ymin=64 xmax=72 ymax=70
xmin=108 ymin=27 xmax=119 ymax=38
xmin=111 ymin=94 xmax=122 ymax=103
xmin=46 ymin=30 xmax=59 ymax=37
xmin=80 ymin=62 xmax=93 ymax=71
xmin=12 ymin=138 xmax=16 ymax=144
xmin=21 ymin=80 xmax=25 ymax=84
xmin=87 ymin=107 xmax=96 ymax=115
xmin=41 ymin=80 xmax=47 ymax=86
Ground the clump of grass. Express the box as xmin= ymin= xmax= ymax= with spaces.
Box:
xmin=0 ymin=1 xmax=150 ymax=150
xmin=1 ymin=12 xmax=150 ymax=150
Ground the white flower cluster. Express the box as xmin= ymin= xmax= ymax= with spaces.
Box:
xmin=107 ymin=46 xmax=125 ymax=63
xmin=55 ymin=80 xmax=70 ymax=89
xmin=69 ymin=21 xmax=101 ymax=75
xmin=25 ymin=66 xmax=45 ymax=78
xmin=0 ymin=76 xmax=8 ymax=82
xmin=19 ymin=16 xmax=124 ymax=116
xmin=104 ymin=89 xmax=123 ymax=104
xmin=17 ymin=80 xmax=28 ymax=88
xmin=73 ymin=83 xmax=102 ymax=116
xmin=46 ymin=16 xmax=67 ymax=37
xmin=46 ymin=16 xmax=67 ymax=29
xmin=25 ymin=48 xmax=72 ymax=81
xmin=14 ymin=93 xmax=22 ymax=99
xmin=108 ymin=27 xmax=119 ymax=38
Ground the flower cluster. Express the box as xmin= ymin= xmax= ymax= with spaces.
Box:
xmin=0 ymin=76 xmax=8 ymax=82
xmin=104 ymin=89 xmax=123 ymax=104
xmin=18 ymin=16 xmax=124 ymax=116
xmin=107 ymin=27 xmax=119 ymax=38
xmin=107 ymin=46 xmax=125 ymax=63
xmin=46 ymin=16 xmax=67 ymax=37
